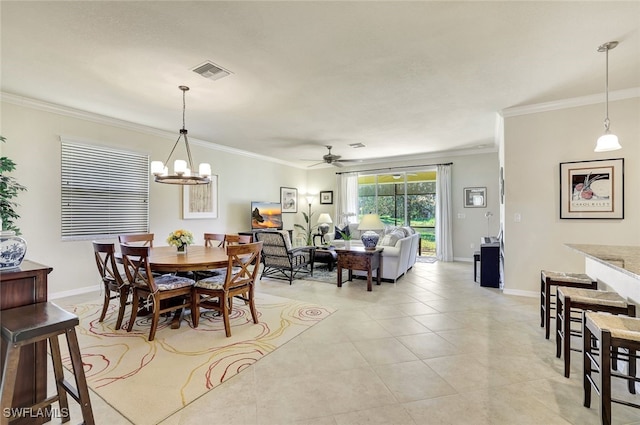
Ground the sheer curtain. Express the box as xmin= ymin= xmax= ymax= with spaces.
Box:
xmin=335 ymin=172 xmax=358 ymax=226
xmin=435 ymin=164 xmax=453 ymax=261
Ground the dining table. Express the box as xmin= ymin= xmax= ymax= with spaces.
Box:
xmin=147 ymin=245 xmax=229 ymax=273
xmin=118 ymin=245 xmax=231 ymax=329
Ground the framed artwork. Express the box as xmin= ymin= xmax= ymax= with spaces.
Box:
xmin=183 ymin=175 xmax=218 ymax=219
xmin=463 ymin=187 xmax=487 ymax=208
xmin=319 ymin=190 xmax=333 ymax=205
xmin=280 ymin=187 xmax=298 ymax=213
xmin=559 ymin=158 xmax=624 ymax=219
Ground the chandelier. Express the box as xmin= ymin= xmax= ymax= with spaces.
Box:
xmin=150 ymin=86 xmax=211 ymax=184
xmin=594 ymin=41 xmax=622 ymax=152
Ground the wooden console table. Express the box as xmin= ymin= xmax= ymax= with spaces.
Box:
xmin=336 ymin=247 xmax=383 ymax=292
xmin=0 ymin=260 xmax=52 ymax=424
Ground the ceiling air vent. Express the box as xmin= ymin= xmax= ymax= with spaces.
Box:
xmin=192 ymin=61 xmax=232 ymax=81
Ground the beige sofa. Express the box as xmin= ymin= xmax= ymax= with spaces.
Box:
xmin=330 ymin=224 xmax=420 ymax=282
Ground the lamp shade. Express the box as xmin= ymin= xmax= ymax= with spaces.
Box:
xmin=358 ymin=214 xmax=384 ymax=231
xmin=317 ymin=213 xmax=333 ymax=224
xmin=595 ymin=132 xmax=622 ymax=152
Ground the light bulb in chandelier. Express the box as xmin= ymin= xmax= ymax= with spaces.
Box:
xmin=151 ymin=86 xmax=212 ymax=185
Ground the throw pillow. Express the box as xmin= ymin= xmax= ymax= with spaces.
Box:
xmin=402 ymin=226 xmax=415 ymax=235
xmin=334 ymin=225 xmax=350 ymax=240
xmin=381 ymin=229 xmax=405 ymax=247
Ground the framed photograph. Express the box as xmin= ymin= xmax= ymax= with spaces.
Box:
xmin=320 ymin=190 xmax=333 ymax=205
xmin=280 ymin=187 xmax=298 ymax=213
xmin=560 ymin=158 xmax=624 ymax=219
xmin=463 ymin=187 xmax=487 ymax=208
xmin=183 ymin=175 xmax=218 ymax=219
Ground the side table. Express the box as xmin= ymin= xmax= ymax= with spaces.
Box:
xmin=336 ymin=247 xmax=383 ymax=291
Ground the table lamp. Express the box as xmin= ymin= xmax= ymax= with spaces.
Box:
xmin=317 ymin=213 xmax=333 ymax=243
xmin=358 ymin=213 xmax=384 ymax=250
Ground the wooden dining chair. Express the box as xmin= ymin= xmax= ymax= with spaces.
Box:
xmin=204 ymin=233 xmax=226 ymax=248
xmin=93 ymin=242 xmax=130 ymax=330
xmin=224 ymin=234 xmax=252 ymax=246
xmin=118 ymin=233 xmax=155 ymax=247
xmin=192 ymin=241 xmax=263 ymax=337
xmin=120 ymin=244 xmax=196 ymax=341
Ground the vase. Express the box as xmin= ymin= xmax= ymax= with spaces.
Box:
xmin=344 ymin=240 xmax=351 ymax=250
xmin=177 ymin=244 xmax=187 ymax=254
xmin=0 ymin=231 xmax=27 ymax=270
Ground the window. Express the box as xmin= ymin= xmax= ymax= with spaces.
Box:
xmin=61 ymin=140 xmax=149 ymax=240
xmin=358 ymin=170 xmax=436 ymax=253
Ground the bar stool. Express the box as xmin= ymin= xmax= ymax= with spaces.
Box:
xmin=0 ymin=302 xmax=95 ymax=425
xmin=556 ymin=287 xmax=635 ymax=378
xmin=540 ymin=270 xmax=597 ymax=339
xmin=583 ymin=312 xmax=639 ymax=425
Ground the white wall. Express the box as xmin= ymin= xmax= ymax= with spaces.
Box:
xmin=1 ymin=101 xmax=308 ymax=296
xmin=503 ymin=96 xmax=640 ymax=297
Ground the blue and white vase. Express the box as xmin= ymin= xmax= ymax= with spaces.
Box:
xmin=0 ymin=231 xmax=27 ymax=270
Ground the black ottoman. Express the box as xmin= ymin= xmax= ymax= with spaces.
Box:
xmin=314 ymin=248 xmax=338 ymax=271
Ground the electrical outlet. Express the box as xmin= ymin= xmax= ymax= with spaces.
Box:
xmin=514 ymin=213 xmax=522 ymax=222
xmin=470 ymin=243 xmax=475 ymax=249
xmin=457 ymin=213 xmax=466 ymax=219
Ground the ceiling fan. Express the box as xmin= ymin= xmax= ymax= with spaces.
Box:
xmin=307 ymin=145 xmax=363 ymax=168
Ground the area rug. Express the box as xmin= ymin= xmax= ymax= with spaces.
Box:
xmin=304 ymin=265 xmax=346 ymax=284
xmin=57 ymin=293 xmax=335 ymax=425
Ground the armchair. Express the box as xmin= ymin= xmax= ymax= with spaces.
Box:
xmin=254 ymin=231 xmax=315 ymax=284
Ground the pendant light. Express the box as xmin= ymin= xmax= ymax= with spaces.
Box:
xmin=594 ymin=41 xmax=622 ymax=152
xmin=150 ymin=86 xmax=212 ymax=184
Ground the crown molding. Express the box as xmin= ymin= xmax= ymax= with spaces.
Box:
xmin=501 ymin=87 xmax=640 ymax=118
xmin=0 ymin=92 xmax=306 ymax=169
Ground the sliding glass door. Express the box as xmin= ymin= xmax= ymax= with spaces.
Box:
xmin=357 ymin=170 xmax=436 ymax=254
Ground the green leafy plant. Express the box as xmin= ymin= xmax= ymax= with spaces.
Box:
xmin=294 ymin=211 xmax=316 ymax=246
xmin=0 ymin=136 xmax=27 ymax=235
xmin=336 ymin=229 xmax=352 ymax=240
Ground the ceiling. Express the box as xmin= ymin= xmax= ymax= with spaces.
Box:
xmin=2 ymin=1 xmax=639 ymax=168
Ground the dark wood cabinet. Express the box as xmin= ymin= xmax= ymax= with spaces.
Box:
xmin=0 ymin=261 xmax=52 ymax=424
xmin=480 ymin=243 xmax=500 ymax=288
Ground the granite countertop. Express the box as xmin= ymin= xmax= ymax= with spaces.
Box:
xmin=566 ymin=244 xmax=640 ymax=280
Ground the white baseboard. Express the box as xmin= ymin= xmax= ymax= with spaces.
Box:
xmin=50 ymin=285 xmax=100 ymax=300
xmin=454 ymin=256 xmax=473 ymax=262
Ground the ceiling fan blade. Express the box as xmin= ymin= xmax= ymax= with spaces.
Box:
xmin=307 ymin=161 xmax=326 ymax=168
xmin=336 ymin=159 xmax=363 ymax=163
xmin=332 ymin=161 xmax=344 ymax=167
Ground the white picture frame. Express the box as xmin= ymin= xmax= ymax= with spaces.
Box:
xmin=182 ymin=175 xmax=218 ymax=219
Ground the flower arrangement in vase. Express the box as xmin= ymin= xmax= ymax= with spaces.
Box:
xmin=167 ymin=229 xmax=194 ymax=253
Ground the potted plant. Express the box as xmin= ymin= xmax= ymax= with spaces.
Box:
xmin=0 ymin=136 xmax=26 ymax=234
xmin=336 ymin=228 xmax=353 ymax=249
xmin=294 ymin=211 xmax=316 ymax=246
xmin=1 ymin=136 xmax=28 ymax=269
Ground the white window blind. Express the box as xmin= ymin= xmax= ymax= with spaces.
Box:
xmin=61 ymin=140 xmax=149 ymax=240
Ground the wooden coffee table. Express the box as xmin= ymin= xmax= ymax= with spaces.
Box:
xmin=336 ymin=247 xmax=383 ymax=291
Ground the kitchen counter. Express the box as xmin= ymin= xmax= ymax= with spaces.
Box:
xmin=566 ymin=244 xmax=640 ymax=305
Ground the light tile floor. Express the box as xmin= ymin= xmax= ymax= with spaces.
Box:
xmin=49 ymin=260 xmax=640 ymax=424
